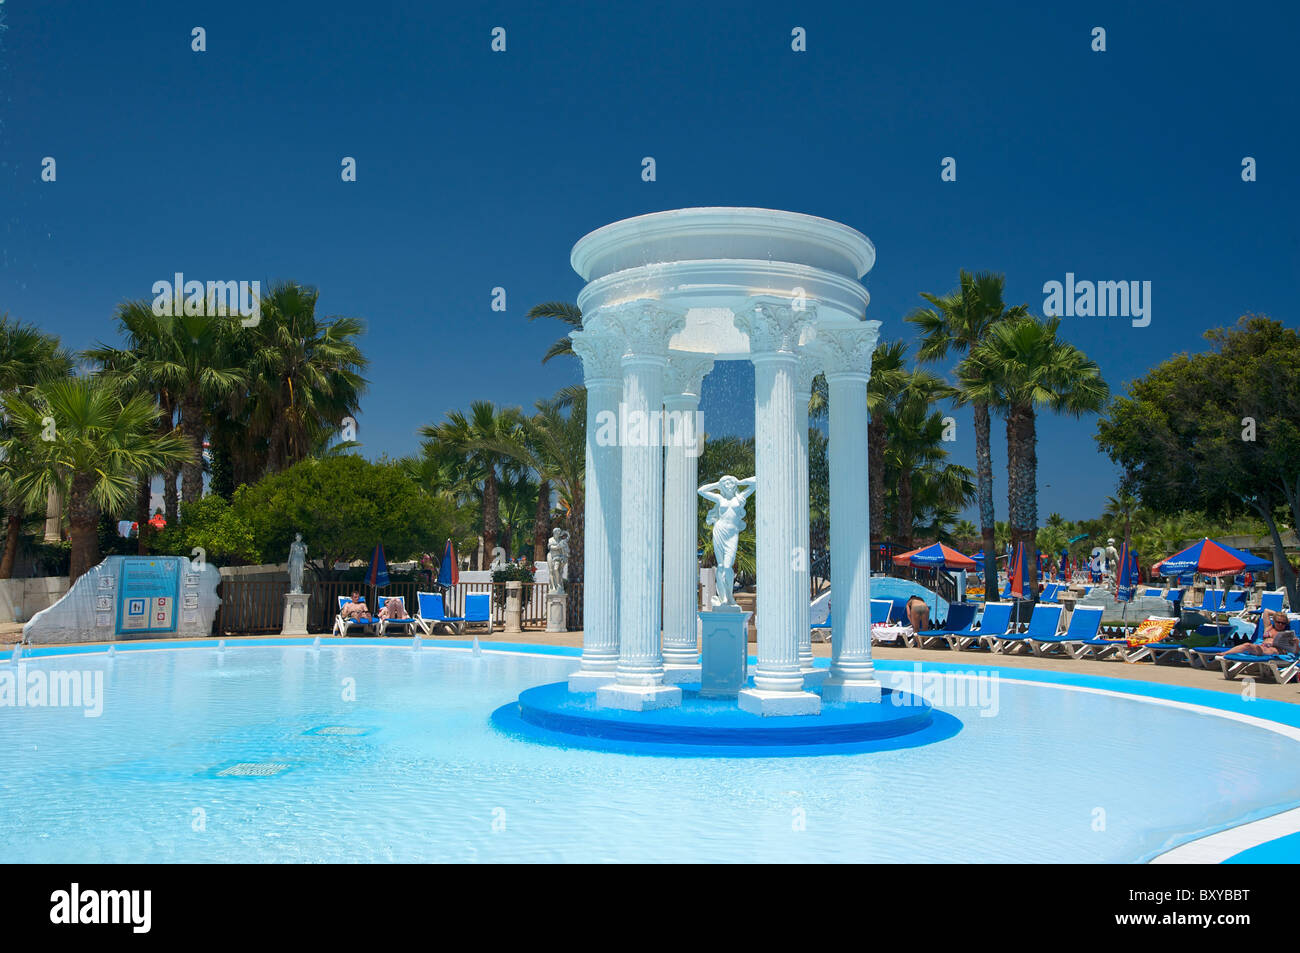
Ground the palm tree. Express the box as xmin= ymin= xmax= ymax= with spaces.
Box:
xmin=866 ymin=341 xmax=909 ymax=541
xmin=420 ymin=401 xmax=525 ymax=568
xmin=907 ymin=270 xmax=1028 ymax=600
xmin=528 ymin=301 xmax=583 ymax=364
xmin=243 ymin=282 xmax=368 ymax=477
xmin=0 ymin=317 xmax=72 ymax=577
xmin=879 ymin=367 xmax=954 ymax=550
xmin=952 ymin=519 xmax=980 ymax=551
xmin=957 ymin=315 xmax=1110 ymax=598
xmin=1 ymin=376 xmax=193 ymax=582
xmin=89 ymin=300 xmax=247 ymax=509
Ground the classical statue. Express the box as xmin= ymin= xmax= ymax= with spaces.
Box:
xmin=546 ymin=529 xmax=570 ymax=594
xmin=698 ymin=474 xmax=757 ymax=609
xmin=1105 ymin=537 xmax=1121 ymax=573
xmin=288 ymin=533 xmax=307 ymax=594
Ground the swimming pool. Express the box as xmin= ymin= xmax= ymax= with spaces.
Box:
xmin=1 ymin=640 xmax=1298 ymax=863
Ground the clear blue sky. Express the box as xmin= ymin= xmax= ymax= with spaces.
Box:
xmin=2 ymin=1 xmax=1296 ymax=522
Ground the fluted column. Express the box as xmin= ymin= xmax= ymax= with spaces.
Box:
xmin=662 ymin=351 xmax=714 ymax=682
xmin=794 ymin=348 xmax=825 ymax=689
xmin=736 ymin=300 xmax=820 ymax=716
xmin=594 ymin=301 xmax=687 ymax=711
xmin=567 ymin=325 xmax=623 ymax=691
xmin=819 ymin=321 xmax=882 ymax=703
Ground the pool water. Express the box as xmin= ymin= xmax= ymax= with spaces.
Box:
xmin=1 ymin=642 xmax=1298 ymax=863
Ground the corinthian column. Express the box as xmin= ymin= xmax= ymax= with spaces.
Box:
xmin=735 ymin=300 xmax=820 ymax=716
xmin=567 ymin=325 xmax=624 ymax=691
xmin=794 ymin=347 xmax=826 ymax=689
xmin=818 ymin=321 xmax=883 ymax=703
xmin=593 ymin=301 xmax=687 ymax=711
xmin=661 ymin=351 xmax=714 ymax=683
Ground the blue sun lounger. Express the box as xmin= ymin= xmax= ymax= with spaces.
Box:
xmin=415 ymin=591 xmax=465 ymax=636
xmin=463 ymin=592 xmax=493 ymax=634
xmin=1190 ymin=616 xmax=1263 ymax=669
xmin=1220 ymin=646 xmax=1299 ymax=684
xmin=947 ymin=601 xmax=1014 ymax=651
xmin=983 ymin=603 xmax=1062 ymax=655
xmin=912 ymin=602 xmax=977 ymax=650
xmin=1030 ymin=605 xmax=1104 ymax=659
xmin=375 ymin=595 xmax=420 ymax=637
xmin=333 ymin=595 xmax=378 ymax=637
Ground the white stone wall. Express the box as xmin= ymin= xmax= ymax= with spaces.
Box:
xmin=23 ymin=556 xmax=221 ymax=644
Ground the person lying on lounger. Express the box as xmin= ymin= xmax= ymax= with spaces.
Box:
xmin=905 ymin=595 xmax=931 ymax=633
xmin=339 ymin=592 xmax=369 ymax=620
xmin=1240 ymin=610 xmax=1299 ymax=656
xmin=378 ymin=597 xmax=409 ymax=620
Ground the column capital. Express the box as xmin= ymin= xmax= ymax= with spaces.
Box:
xmin=815 ymin=321 xmax=880 ymax=381
xmin=737 ymin=299 xmax=815 ymax=356
xmin=663 ymin=351 xmax=714 ymax=400
xmin=587 ymin=300 xmax=686 ymax=362
xmin=794 ymin=349 xmax=822 ymax=397
xmin=569 ymin=328 xmax=624 ymax=384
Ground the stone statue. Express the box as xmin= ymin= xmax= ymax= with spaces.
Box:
xmin=288 ymin=533 xmax=307 ymax=594
xmin=698 ymin=474 xmax=757 ymax=609
xmin=547 ymin=529 xmax=570 ymax=594
xmin=1105 ymin=538 xmax=1120 ymax=574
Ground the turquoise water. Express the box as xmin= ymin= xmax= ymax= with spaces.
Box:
xmin=1 ymin=643 xmax=1298 ymax=863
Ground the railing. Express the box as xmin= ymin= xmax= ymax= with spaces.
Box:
xmin=214 ymin=577 xmax=585 ymax=635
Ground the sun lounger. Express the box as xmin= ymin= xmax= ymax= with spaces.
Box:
xmin=1039 ymin=583 xmax=1063 ymax=603
xmin=1220 ymin=649 xmax=1299 ymax=684
xmin=910 ymin=602 xmax=977 ymax=650
xmin=812 ymin=607 xmax=833 ymax=644
xmin=333 ymin=595 xmax=378 ymax=637
xmin=1117 ymin=616 xmax=1181 ymax=663
xmin=415 ymin=591 xmax=466 ymax=636
xmin=869 ymin=599 xmax=907 ymax=646
xmin=376 ymin=595 xmax=419 ymax=637
xmin=945 ymin=601 xmax=1013 ymax=651
xmin=983 ymin=603 xmax=1062 ymax=655
xmin=1030 ymin=605 xmax=1104 ymax=658
xmin=464 ymin=592 xmax=493 ymax=634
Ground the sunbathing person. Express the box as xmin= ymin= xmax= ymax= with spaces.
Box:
xmin=1240 ymin=610 xmax=1299 ymax=656
xmin=378 ymin=596 xmax=409 ymax=621
xmin=905 ymin=595 xmax=931 ymax=633
xmin=339 ymin=592 xmax=369 ymax=620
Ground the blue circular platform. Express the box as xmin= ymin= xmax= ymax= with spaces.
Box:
xmin=491 ymin=681 xmax=961 ymax=757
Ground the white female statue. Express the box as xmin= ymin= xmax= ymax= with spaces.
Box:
xmin=698 ymin=474 xmax=757 ymax=609
xmin=546 ymin=528 xmax=570 ymax=594
xmin=288 ymin=533 xmax=307 ymax=594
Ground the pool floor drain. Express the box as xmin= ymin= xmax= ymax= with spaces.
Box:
xmin=216 ymin=762 xmax=292 ymax=777
xmin=306 ymin=725 xmax=374 ymax=737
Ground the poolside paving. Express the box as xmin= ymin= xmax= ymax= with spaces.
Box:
xmin=4 ymin=622 xmax=1295 ymax=704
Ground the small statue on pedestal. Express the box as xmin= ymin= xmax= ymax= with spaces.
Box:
xmin=547 ymin=528 xmax=570 ymax=594
xmin=698 ymin=474 xmax=756 ymax=610
xmin=288 ymin=533 xmax=307 ymax=594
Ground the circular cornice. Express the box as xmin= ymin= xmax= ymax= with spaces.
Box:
xmin=571 ymin=207 xmax=876 ymax=282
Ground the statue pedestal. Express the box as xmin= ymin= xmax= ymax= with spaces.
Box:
xmin=545 ymin=592 xmax=567 ymax=633
xmin=699 ymin=609 xmax=750 ymax=698
xmin=281 ymin=592 xmax=310 ymax=636
xmin=503 ymin=582 xmax=523 ymax=634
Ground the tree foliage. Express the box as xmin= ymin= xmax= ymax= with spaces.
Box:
xmin=1096 ymin=315 xmax=1300 ymax=598
xmin=232 ymin=456 xmax=452 ymax=579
